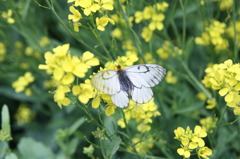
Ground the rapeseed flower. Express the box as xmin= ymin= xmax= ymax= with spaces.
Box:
xmin=129 ymin=135 xmax=154 ymax=154
xmin=12 ymin=72 xmax=35 ymax=95
xmin=2 ymin=9 xmax=15 ymax=24
xmin=200 ymin=117 xmax=218 ymax=133
xmin=157 ymin=41 xmax=182 ymax=59
xmin=39 ymin=44 xmax=99 ymax=108
xmin=15 ymin=104 xmax=34 ymax=125
xmin=174 ymin=125 xmax=212 ymax=158
xmin=195 ymin=20 xmax=228 ymax=51
xmin=134 ymin=2 xmax=168 ymax=42
xmin=117 ymin=99 xmax=160 ymax=132
xmin=202 ymin=59 xmax=240 ymax=115
xmin=96 ymin=16 xmax=115 ymax=31
xmin=68 ymin=6 xmax=82 ymax=22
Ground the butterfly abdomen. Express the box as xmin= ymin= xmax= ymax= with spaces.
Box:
xmin=117 ymin=70 xmax=134 ymax=95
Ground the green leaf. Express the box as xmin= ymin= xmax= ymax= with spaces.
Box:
xmin=18 ymin=137 xmax=55 ymax=159
xmin=5 ymin=153 xmax=18 ymax=159
xmin=1 ymin=105 xmax=11 ymax=139
xmin=68 ymin=117 xmax=85 ymax=136
xmin=100 ymin=136 xmax=121 ymax=159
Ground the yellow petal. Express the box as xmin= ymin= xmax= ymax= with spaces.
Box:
xmin=219 ymin=88 xmax=230 ymax=96
xmin=92 ymin=96 xmax=101 ymax=108
xmin=72 ymin=85 xmax=81 ymax=95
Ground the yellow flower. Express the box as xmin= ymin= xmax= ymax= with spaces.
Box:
xmin=2 ymin=9 xmax=15 ymax=24
xmin=165 ymin=71 xmax=177 ymax=84
xmin=105 ymin=105 xmax=116 ymax=116
xmin=92 ymin=95 xmax=101 ymax=108
xmin=15 ymin=104 xmax=34 ymax=125
xmin=78 ymin=0 xmax=100 ymax=16
xmin=141 ymin=27 xmax=153 ymax=42
xmin=144 ymin=52 xmax=156 ymax=63
xmin=148 ymin=14 xmax=165 ymax=31
xmin=206 ymin=98 xmax=217 ymax=109
xmin=217 ymin=0 xmax=233 ymax=10
xmin=112 ymin=28 xmax=122 ymax=39
xmin=68 ymin=6 xmax=82 ymax=22
xmin=39 ymin=36 xmax=50 ymax=47
xmin=12 ymin=72 xmax=35 ymax=93
xmin=157 ymin=41 xmax=182 ymax=59
xmin=96 ymin=16 xmax=115 ymax=31
xmin=39 ymin=44 xmax=99 ymax=107
xmin=197 ymin=92 xmax=207 ymax=101
xmin=195 ymin=20 xmax=228 ymax=51
xmin=73 ymin=79 xmax=95 ymax=104
xmin=174 ymin=125 xmax=212 ymax=158
xmin=73 ymin=22 xmax=80 ymax=32
xmin=131 ymin=135 xmax=154 ymax=154
xmin=117 ymin=99 xmax=160 ymax=132
xmin=202 ymin=59 xmax=240 ymax=114
xmin=200 ymin=117 xmax=218 ymax=133
xmin=98 ymin=0 xmax=114 ymax=11
xmin=197 ymin=146 xmax=213 ymax=159
xmin=177 ymin=147 xmax=191 ymax=158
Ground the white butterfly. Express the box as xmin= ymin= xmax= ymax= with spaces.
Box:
xmin=91 ymin=64 xmax=166 ymax=108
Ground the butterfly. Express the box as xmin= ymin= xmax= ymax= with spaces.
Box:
xmin=91 ymin=64 xmax=166 ymax=108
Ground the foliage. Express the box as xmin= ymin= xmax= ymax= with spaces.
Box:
xmin=0 ymin=0 xmax=240 ymax=158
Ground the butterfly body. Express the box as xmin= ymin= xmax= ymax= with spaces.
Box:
xmin=91 ymin=64 xmax=166 ymax=108
xmin=117 ymin=70 xmax=134 ymax=95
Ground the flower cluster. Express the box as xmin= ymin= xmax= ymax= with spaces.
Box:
xmin=134 ymin=2 xmax=169 ymax=42
xmin=165 ymin=71 xmax=177 ymax=84
xmin=202 ymin=59 xmax=240 ymax=115
xmin=156 ymin=41 xmax=182 ymax=60
xmin=0 ymin=42 xmax=6 ymax=62
xmin=14 ymin=104 xmax=34 ymax=125
xmin=200 ymin=117 xmax=218 ymax=133
xmin=128 ymin=134 xmax=154 ymax=154
xmin=39 ymin=44 xmax=99 ymax=108
xmin=117 ymin=99 xmax=161 ymax=132
xmin=195 ymin=20 xmax=228 ymax=51
xmin=212 ymin=0 xmax=233 ymax=10
xmin=12 ymin=72 xmax=35 ymax=96
xmin=2 ymin=9 xmax=15 ymax=24
xmin=68 ymin=0 xmax=114 ymax=32
xmin=174 ymin=125 xmax=212 ymax=159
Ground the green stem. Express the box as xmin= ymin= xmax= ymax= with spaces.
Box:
xmin=115 ymin=0 xmax=145 ymax=62
xmin=213 ymin=106 xmax=227 ymax=137
xmin=89 ymin=16 xmax=113 ymax=60
xmin=232 ymin=1 xmax=239 ymax=62
xmin=181 ymin=62 xmax=212 ymax=99
xmin=179 ymin=0 xmax=187 ymax=52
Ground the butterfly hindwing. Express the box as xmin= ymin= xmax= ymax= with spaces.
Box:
xmin=111 ymin=90 xmax=129 ymax=108
xmin=131 ymin=86 xmax=153 ymax=104
xmin=91 ymin=70 xmax=121 ymax=95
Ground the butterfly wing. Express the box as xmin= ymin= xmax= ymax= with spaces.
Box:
xmin=125 ymin=64 xmax=166 ymax=104
xmin=111 ymin=90 xmax=129 ymax=108
xmin=91 ymin=70 xmax=121 ymax=95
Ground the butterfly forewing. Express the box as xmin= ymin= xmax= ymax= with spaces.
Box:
xmin=125 ymin=64 xmax=166 ymax=88
xmin=91 ymin=70 xmax=120 ymax=95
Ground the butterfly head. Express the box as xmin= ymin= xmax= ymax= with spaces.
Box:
xmin=116 ymin=65 xmax=123 ymax=71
